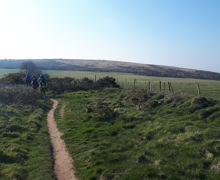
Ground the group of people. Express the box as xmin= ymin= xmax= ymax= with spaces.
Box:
xmin=25 ymin=73 xmax=47 ymax=96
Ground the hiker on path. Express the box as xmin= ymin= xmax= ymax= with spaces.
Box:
xmin=25 ymin=72 xmax=31 ymax=86
xmin=39 ymin=74 xmax=47 ymax=97
xmin=31 ymin=75 xmax=39 ymax=89
xmin=39 ymin=74 xmax=45 ymax=83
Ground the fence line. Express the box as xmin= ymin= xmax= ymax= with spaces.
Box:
xmin=69 ymin=75 xmax=220 ymax=98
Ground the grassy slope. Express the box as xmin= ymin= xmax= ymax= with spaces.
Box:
xmin=55 ymin=89 xmax=220 ymax=180
xmin=0 ymin=101 xmax=55 ymax=180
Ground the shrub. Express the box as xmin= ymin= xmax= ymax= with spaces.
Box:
xmin=47 ymin=77 xmax=75 ymax=94
xmin=86 ymin=101 xmax=118 ymax=121
xmin=0 ymin=85 xmax=41 ymax=105
xmin=79 ymin=78 xmax=94 ymax=90
xmin=0 ymin=72 xmax=25 ymax=84
xmin=48 ymin=76 xmax=120 ymax=93
xmin=95 ymin=76 xmax=120 ymax=89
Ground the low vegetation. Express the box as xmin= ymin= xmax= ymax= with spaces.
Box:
xmin=55 ymin=89 xmax=220 ymax=180
xmin=2 ymin=69 xmax=220 ymax=100
xmin=0 ymin=84 xmax=54 ymax=180
xmin=48 ymin=76 xmax=120 ymax=94
xmin=0 ymin=72 xmax=25 ymax=85
xmin=0 ymin=85 xmax=41 ymax=105
xmin=0 ymin=72 xmax=121 ymax=179
xmin=1 ymin=70 xmax=220 ymax=179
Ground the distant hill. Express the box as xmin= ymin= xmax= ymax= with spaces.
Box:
xmin=1 ymin=59 xmax=220 ymax=80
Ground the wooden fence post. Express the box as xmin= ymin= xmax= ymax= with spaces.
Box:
xmin=159 ymin=81 xmax=162 ymax=92
xmin=133 ymin=79 xmax=136 ymax=89
xmin=148 ymin=81 xmax=151 ymax=92
xmin=197 ymin=83 xmax=201 ymax=96
xmin=163 ymin=82 xmax=166 ymax=92
xmin=168 ymin=82 xmax=174 ymax=94
xmin=168 ymin=82 xmax=171 ymax=93
xmin=170 ymin=82 xmax=174 ymax=94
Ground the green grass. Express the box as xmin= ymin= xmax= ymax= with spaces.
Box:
xmin=0 ymin=101 xmax=55 ymax=180
xmin=55 ymin=89 xmax=220 ymax=180
xmin=2 ymin=68 xmax=220 ymax=179
xmin=1 ymin=68 xmax=220 ymax=99
xmin=0 ymin=69 xmax=19 ymax=78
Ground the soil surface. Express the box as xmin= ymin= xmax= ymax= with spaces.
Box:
xmin=47 ymin=99 xmax=78 ymax=180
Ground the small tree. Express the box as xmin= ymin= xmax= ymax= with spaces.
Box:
xmin=20 ymin=61 xmax=40 ymax=75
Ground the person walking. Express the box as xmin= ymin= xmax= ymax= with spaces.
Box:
xmin=25 ymin=72 xmax=31 ymax=86
xmin=39 ymin=74 xmax=47 ymax=97
xmin=31 ymin=75 xmax=39 ymax=89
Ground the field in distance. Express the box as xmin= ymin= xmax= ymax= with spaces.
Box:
xmin=1 ymin=68 xmax=220 ymax=99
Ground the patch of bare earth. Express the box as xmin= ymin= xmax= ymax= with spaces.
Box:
xmin=211 ymin=163 xmax=220 ymax=170
xmin=47 ymin=99 xmax=78 ymax=180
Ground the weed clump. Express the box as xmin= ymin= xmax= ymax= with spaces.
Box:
xmin=163 ymin=95 xmax=181 ymax=104
xmin=189 ymin=97 xmax=216 ymax=112
xmin=192 ymin=97 xmax=210 ymax=105
xmin=122 ymin=91 xmax=150 ymax=102
xmin=86 ymin=101 xmax=118 ymax=121
xmin=147 ymin=100 xmax=159 ymax=108
xmin=198 ymin=107 xmax=219 ymax=119
xmin=137 ymin=155 xmax=151 ymax=163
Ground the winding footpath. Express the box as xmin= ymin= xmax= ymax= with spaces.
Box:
xmin=47 ymin=99 xmax=78 ymax=180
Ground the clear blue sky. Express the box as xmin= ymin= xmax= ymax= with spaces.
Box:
xmin=0 ymin=0 xmax=219 ymax=72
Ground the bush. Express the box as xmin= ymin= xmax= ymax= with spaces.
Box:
xmin=95 ymin=76 xmax=120 ymax=89
xmin=47 ymin=77 xmax=75 ymax=94
xmin=0 ymin=72 xmax=25 ymax=84
xmin=80 ymin=78 xmax=94 ymax=90
xmin=48 ymin=76 xmax=120 ymax=94
xmin=0 ymin=85 xmax=41 ymax=105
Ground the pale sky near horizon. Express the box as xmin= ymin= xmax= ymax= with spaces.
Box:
xmin=0 ymin=0 xmax=219 ymax=72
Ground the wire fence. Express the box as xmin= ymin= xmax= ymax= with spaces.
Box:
xmin=43 ymin=70 xmax=220 ymax=100
xmin=1 ymin=69 xmax=220 ymax=100
xmin=118 ymin=79 xmax=220 ymax=99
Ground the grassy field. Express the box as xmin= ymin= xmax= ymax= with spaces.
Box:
xmin=55 ymin=89 xmax=220 ymax=179
xmin=1 ymin=68 xmax=220 ymax=99
xmin=0 ymin=69 xmax=20 ymax=78
xmin=0 ymin=95 xmax=54 ymax=180
xmin=1 ymin=69 xmax=220 ymax=179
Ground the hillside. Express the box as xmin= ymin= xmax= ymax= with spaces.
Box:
xmin=1 ymin=59 xmax=220 ymax=80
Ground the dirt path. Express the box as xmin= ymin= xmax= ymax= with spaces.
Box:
xmin=47 ymin=99 xmax=78 ymax=180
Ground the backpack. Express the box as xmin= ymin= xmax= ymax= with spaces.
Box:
xmin=32 ymin=79 xmax=39 ymax=89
